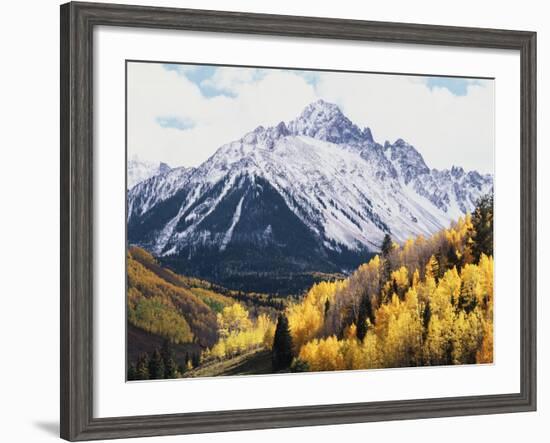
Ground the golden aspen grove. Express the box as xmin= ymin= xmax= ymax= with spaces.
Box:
xmin=127 ymin=195 xmax=493 ymax=379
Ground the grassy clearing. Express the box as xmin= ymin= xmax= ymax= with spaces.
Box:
xmin=185 ymin=349 xmax=273 ymax=378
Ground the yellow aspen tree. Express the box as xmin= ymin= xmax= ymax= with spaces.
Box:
xmin=423 ymin=268 xmax=460 ymax=364
xmin=425 ymin=255 xmax=439 ymax=281
xmin=478 ymin=254 xmax=494 ymax=318
xmin=435 ymin=267 xmax=462 ymax=309
xmin=451 ymin=308 xmax=484 ymax=364
xmin=476 ymin=318 xmax=494 ymax=363
xmin=412 ymin=269 xmax=421 ymax=289
xmin=360 ymin=331 xmax=380 ymax=369
xmin=298 ymin=336 xmax=345 ymax=371
xmin=340 ymin=337 xmax=362 ymax=370
xmin=460 ymin=263 xmax=483 ymax=311
xmin=217 ymin=303 xmax=252 ymax=337
xmin=355 ymin=255 xmax=382 ymax=309
xmin=374 ymin=292 xmax=422 ymax=368
xmin=287 ymin=280 xmax=345 ymax=353
xmin=423 ymin=315 xmax=449 ymax=365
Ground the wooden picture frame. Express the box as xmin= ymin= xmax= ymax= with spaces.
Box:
xmin=60 ymin=1 xmax=536 ymax=440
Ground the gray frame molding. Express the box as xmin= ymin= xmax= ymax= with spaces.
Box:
xmin=60 ymin=2 xmax=537 ymax=441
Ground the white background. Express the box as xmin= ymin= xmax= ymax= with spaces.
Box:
xmin=0 ymin=0 xmax=546 ymax=442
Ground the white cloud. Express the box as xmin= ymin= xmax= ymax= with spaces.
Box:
xmin=315 ymin=72 xmax=494 ymax=173
xmin=200 ymin=67 xmax=262 ymax=95
xmin=127 ymin=63 xmax=493 ymax=174
xmin=128 ymin=63 xmax=316 ymax=167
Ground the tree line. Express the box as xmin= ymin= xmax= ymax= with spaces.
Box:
xmin=275 ymin=194 xmax=494 ymax=372
xmin=127 ymin=340 xmax=201 ymax=380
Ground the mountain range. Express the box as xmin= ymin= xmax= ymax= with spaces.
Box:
xmin=127 ymin=100 xmax=493 ymax=293
xmin=127 ymin=156 xmax=171 ymax=189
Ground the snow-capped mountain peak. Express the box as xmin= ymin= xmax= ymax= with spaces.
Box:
xmin=127 ymin=101 xmax=493 ymax=289
xmin=287 ymin=99 xmax=364 ymax=144
xmin=159 ymin=162 xmax=171 ymax=175
xmin=383 ymin=138 xmax=430 ymax=185
xmin=241 ymin=121 xmax=290 ymax=149
xmin=127 ymin=155 xmax=173 ymax=189
xmin=362 ymin=127 xmax=374 ymax=143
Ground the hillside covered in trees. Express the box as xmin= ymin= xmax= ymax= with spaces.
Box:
xmin=127 ymin=246 xmax=282 ymax=379
xmin=127 ymin=195 xmax=493 ymax=380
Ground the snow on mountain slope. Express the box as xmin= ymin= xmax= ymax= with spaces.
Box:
xmin=128 ymin=100 xmax=493 ymax=274
xmin=128 ymin=165 xmax=193 ymax=219
xmin=127 ymin=156 xmax=172 ymax=189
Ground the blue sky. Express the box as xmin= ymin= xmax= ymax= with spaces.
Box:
xmin=155 ymin=116 xmax=195 ymax=131
xmin=425 ymin=77 xmax=482 ymax=96
xmin=161 ymin=64 xmax=352 ymax=104
xmin=163 ymin=63 xmax=482 ymax=100
xmin=163 ymin=64 xmax=268 ymax=98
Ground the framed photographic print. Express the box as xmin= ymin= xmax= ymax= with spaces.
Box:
xmin=60 ymin=1 xmax=537 ymax=441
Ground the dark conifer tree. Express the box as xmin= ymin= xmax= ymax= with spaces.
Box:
xmin=472 ymin=194 xmax=494 ymax=262
xmin=422 ymin=301 xmax=432 ymax=341
xmin=148 ymin=349 xmax=165 ymax=380
xmin=381 ymin=233 xmax=392 ymax=257
xmin=356 ymin=291 xmax=372 ymax=342
xmin=392 ymin=278 xmax=399 ymax=298
xmin=435 ymin=249 xmax=448 ymax=278
xmin=127 ymin=363 xmax=137 ymax=381
xmin=446 ymin=246 xmax=461 ymax=270
xmin=272 ymin=313 xmax=293 ymax=371
xmin=381 ymin=233 xmax=393 ymax=281
xmin=161 ymin=340 xmax=177 ymax=379
xmin=192 ymin=352 xmax=201 ymax=368
xmin=324 ymin=298 xmax=331 ymax=319
xmin=184 ymin=352 xmax=190 ymax=367
xmin=135 ymin=353 xmax=150 ymax=380
xmin=423 ymin=301 xmax=432 ymax=328
xmin=339 ymin=307 xmax=356 ymax=339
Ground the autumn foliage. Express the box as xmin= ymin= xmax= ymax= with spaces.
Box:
xmin=202 ymin=304 xmax=275 ymax=360
xmin=128 ymin=195 xmax=493 ymax=378
xmin=289 ymin=202 xmax=494 ymax=371
xmin=127 ymin=247 xmax=227 ymax=347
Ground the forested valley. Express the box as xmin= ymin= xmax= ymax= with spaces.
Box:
xmin=127 ymin=195 xmax=493 ymax=380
